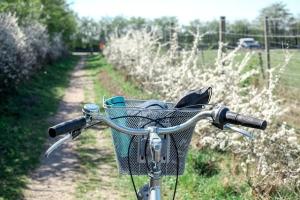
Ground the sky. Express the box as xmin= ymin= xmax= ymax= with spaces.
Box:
xmin=68 ymin=0 xmax=300 ymax=24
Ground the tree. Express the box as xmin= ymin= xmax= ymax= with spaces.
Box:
xmin=76 ymin=17 xmax=101 ymax=51
xmin=258 ymin=2 xmax=293 ymax=47
xmin=202 ymin=20 xmax=219 ymax=48
xmin=110 ymin=16 xmax=129 ymax=36
xmin=230 ymin=20 xmax=252 ymax=34
xmin=128 ymin=17 xmax=147 ymax=30
xmin=288 ymin=15 xmax=300 ymax=46
xmin=40 ymin=0 xmax=77 ymax=45
xmin=0 ymin=0 xmax=43 ymax=22
xmin=152 ymin=17 xmax=178 ymax=43
xmin=181 ymin=20 xmax=204 ymax=49
xmin=0 ymin=0 xmax=77 ymax=46
xmin=228 ymin=20 xmax=257 ymax=46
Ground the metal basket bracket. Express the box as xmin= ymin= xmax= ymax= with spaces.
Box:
xmin=137 ymin=134 xmax=170 ymax=164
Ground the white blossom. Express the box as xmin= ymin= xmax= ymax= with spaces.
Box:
xmin=0 ymin=13 xmax=66 ymax=91
xmin=104 ymin=28 xmax=300 ymax=193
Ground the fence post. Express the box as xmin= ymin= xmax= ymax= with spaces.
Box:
xmin=219 ymin=16 xmax=226 ymax=53
xmin=264 ymin=16 xmax=271 ymax=70
xmin=258 ymin=52 xmax=265 ymax=79
xmin=170 ymin=22 xmax=176 ymax=65
xmin=201 ymin=47 xmax=205 ymax=67
xmin=170 ymin=22 xmax=174 ymax=40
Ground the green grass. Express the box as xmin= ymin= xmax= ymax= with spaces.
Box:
xmin=115 ymin=148 xmax=252 ymax=200
xmin=0 ymin=55 xmax=79 ymax=200
xmin=270 ymin=50 xmax=300 ymax=88
xmin=75 ymin=129 xmax=115 ymax=200
xmin=198 ymin=49 xmax=300 ymax=89
xmin=75 ymin=55 xmax=253 ymax=199
xmin=85 ymin=54 xmax=153 ymax=101
xmin=163 ymin=149 xmax=252 ymax=200
xmin=75 ymin=55 xmax=152 ymax=199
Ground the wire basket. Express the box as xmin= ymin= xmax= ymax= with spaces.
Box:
xmin=104 ymin=98 xmax=200 ymax=176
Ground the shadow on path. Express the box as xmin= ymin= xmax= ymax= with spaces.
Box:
xmin=23 ymin=56 xmax=89 ymax=200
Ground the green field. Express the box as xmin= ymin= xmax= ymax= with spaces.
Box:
xmin=199 ymin=49 xmax=300 ymax=87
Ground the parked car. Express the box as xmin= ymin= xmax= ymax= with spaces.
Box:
xmin=237 ymin=38 xmax=261 ymax=49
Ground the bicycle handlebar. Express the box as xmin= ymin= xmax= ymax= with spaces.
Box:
xmin=211 ymin=106 xmax=267 ymax=130
xmin=48 ymin=116 xmax=86 ymax=137
xmin=225 ymin=111 xmax=267 ymax=130
xmin=48 ymin=106 xmax=267 ymax=138
xmin=95 ymin=110 xmax=212 ymax=135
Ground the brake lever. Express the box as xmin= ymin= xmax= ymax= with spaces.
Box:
xmin=45 ymin=134 xmax=72 ymax=157
xmin=224 ymin=124 xmax=254 ymax=139
xmin=45 ymin=129 xmax=82 ymax=157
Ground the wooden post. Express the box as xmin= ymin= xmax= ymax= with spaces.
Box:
xmin=219 ymin=16 xmax=226 ymax=45
xmin=137 ymin=39 xmax=140 ymax=66
xmin=201 ymin=48 xmax=205 ymax=67
xmin=170 ymin=22 xmax=174 ymax=40
xmin=219 ymin=16 xmax=226 ymax=65
xmin=264 ymin=16 xmax=271 ymax=70
xmin=170 ymin=22 xmax=176 ymax=65
xmin=258 ymin=52 xmax=265 ymax=79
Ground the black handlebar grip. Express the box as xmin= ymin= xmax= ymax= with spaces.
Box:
xmin=48 ymin=117 xmax=86 ymax=138
xmin=225 ymin=111 xmax=267 ymax=130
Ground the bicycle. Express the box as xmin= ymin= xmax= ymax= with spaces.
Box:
xmin=46 ymin=97 xmax=267 ymax=200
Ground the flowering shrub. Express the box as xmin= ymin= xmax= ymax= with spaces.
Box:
xmin=0 ymin=13 xmax=66 ymax=92
xmin=0 ymin=13 xmax=35 ymax=89
xmin=47 ymin=33 xmax=67 ymax=62
xmin=22 ymin=21 xmax=49 ymax=67
xmin=104 ymin=29 xmax=300 ymax=197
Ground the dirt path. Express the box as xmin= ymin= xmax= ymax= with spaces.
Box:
xmin=23 ymin=56 xmax=89 ymax=200
xmin=73 ymin=67 xmax=126 ymax=200
xmin=24 ymin=56 xmax=134 ymax=200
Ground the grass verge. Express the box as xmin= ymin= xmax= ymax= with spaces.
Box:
xmin=0 ymin=55 xmax=79 ymax=200
xmin=75 ymin=55 xmax=253 ymax=199
xmin=75 ymin=54 xmax=151 ymax=199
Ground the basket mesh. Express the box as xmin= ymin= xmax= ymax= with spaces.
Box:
xmin=104 ymin=99 xmax=200 ymax=175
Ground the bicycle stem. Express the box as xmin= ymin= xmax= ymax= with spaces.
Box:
xmin=148 ymin=127 xmax=162 ymax=200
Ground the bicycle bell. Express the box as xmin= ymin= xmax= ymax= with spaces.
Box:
xmin=83 ymin=103 xmax=100 ymax=119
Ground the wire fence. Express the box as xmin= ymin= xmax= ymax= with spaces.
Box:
xmin=181 ymin=17 xmax=299 ymax=89
xmin=179 ymin=17 xmax=300 ymax=50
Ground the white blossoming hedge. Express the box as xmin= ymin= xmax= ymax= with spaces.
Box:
xmin=0 ymin=13 xmax=66 ymax=92
xmin=47 ymin=33 xmax=68 ymax=62
xmin=21 ymin=21 xmax=49 ymax=65
xmin=104 ymin=29 xmax=300 ymax=197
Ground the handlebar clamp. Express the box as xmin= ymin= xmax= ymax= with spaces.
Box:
xmin=212 ymin=106 xmax=228 ymax=130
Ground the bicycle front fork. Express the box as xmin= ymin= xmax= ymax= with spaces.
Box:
xmin=138 ymin=128 xmax=162 ymax=200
